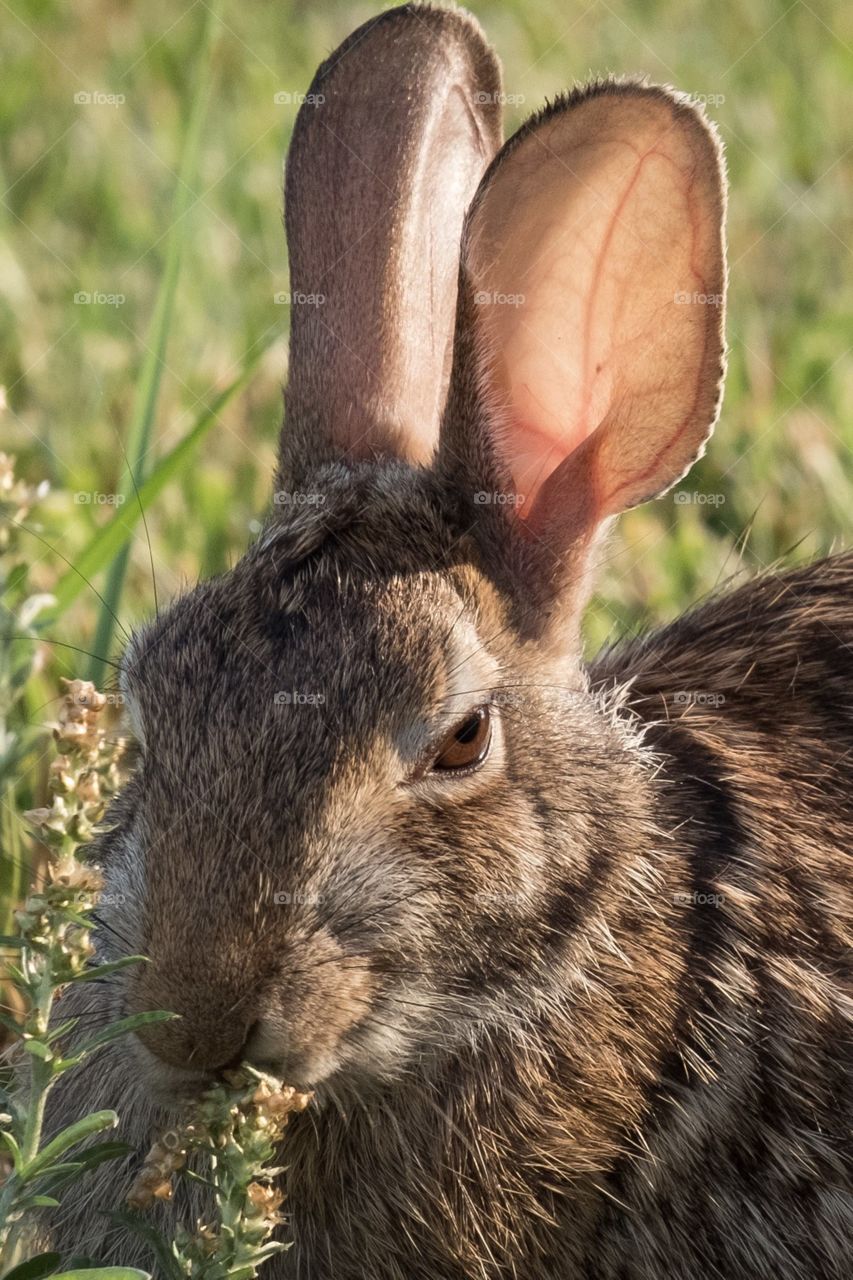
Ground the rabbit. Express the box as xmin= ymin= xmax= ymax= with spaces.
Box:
xmin=42 ymin=4 xmax=853 ymax=1279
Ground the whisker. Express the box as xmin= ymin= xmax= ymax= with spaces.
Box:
xmin=6 ymin=636 xmax=122 ymax=674
xmin=4 ymin=517 xmax=131 ymax=644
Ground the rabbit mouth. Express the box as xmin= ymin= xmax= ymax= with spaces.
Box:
xmin=128 ymin=1037 xmax=214 ymax=1114
xmin=128 ymin=998 xmax=380 ymax=1107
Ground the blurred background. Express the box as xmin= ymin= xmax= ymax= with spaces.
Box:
xmin=1 ymin=0 xmax=851 ymax=917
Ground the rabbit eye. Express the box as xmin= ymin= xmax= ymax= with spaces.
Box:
xmin=432 ymin=707 xmax=492 ymax=773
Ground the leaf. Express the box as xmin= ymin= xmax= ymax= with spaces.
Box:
xmin=73 ymin=1141 xmax=133 ymax=1170
xmin=22 ymin=1040 xmax=53 ymax=1061
xmin=71 ymin=1011 xmax=176 ymax=1060
xmin=0 ymin=1251 xmax=62 ymax=1280
xmin=43 ymin=1019 xmax=81 ymax=1045
xmin=180 ymin=1168 xmax=216 ymax=1191
xmin=28 ymin=1161 xmax=84 ymax=1181
xmin=16 ymin=1194 xmax=61 ymax=1209
xmin=19 ymin=1111 xmax=118 ymax=1183
xmin=69 ymin=956 xmax=148 ymax=984
xmin=61 ymin=909 xmax=97 ymax=930
xmin=39 ymin=1142 xmax=132 ymax=1197
xmin=0 ymin=1126 xmax=22 ymax=1166
xmin=105 ymin=1212 xmax=183 ymax=1280
xmin=50 ymin=1270 xmax=150 ymax=1280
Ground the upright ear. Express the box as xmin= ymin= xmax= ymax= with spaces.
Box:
xmin=440 ymin=82 xmax=726 ymax=578
xmin=280 ymin=4 xmax=502 ymax=483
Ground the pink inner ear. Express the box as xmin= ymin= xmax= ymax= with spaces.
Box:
xmin=468 ymin=91 xmax=725 ymax=522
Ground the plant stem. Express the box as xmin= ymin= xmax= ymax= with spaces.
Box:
xmin=0 ymin=963 xmax=58 ymax=1272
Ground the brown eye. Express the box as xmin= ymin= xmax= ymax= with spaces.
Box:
xmin=432 ymin=707 xmax=492 ymax=773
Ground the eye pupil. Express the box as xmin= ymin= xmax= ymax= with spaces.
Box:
xmin=432 ymin=706 xmax=492 ymax=773
xmin=456 ymin=715 xmax=481 ymax=744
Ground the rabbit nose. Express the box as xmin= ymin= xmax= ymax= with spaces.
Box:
xmin=135 ymin=1009 xmax=255 ymax=1075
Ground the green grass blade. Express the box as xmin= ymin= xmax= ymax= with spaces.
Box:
xmin=0 ymin=781 xmax=25 ymax=935
xmin=88 ymin=0 xmax=221 ymax=684
xmin=48 ymin=353 xmax=269 ymax=621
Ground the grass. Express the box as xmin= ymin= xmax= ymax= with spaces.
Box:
xmin=1 ymin=0 xmax=851 ymax=913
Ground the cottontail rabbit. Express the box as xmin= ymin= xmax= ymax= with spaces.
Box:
xmin=45 ymin=5 xmax=852 ymax=1277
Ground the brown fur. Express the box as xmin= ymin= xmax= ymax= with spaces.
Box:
xmin=41 ymin=6 xmax=851 ymax=1278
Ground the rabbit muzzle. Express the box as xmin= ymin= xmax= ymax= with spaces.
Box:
xmin=126 ymin=921 xmax=376 ymax=1091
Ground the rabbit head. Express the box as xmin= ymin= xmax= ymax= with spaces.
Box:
xmin=104 ymin=4 xmax=726 ymax=1105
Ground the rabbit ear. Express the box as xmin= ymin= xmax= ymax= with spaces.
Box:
xmin=280 ymin=5 xmax=502 ymax=480
xmin=441 ymin=82 xmax=726 ymax=551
